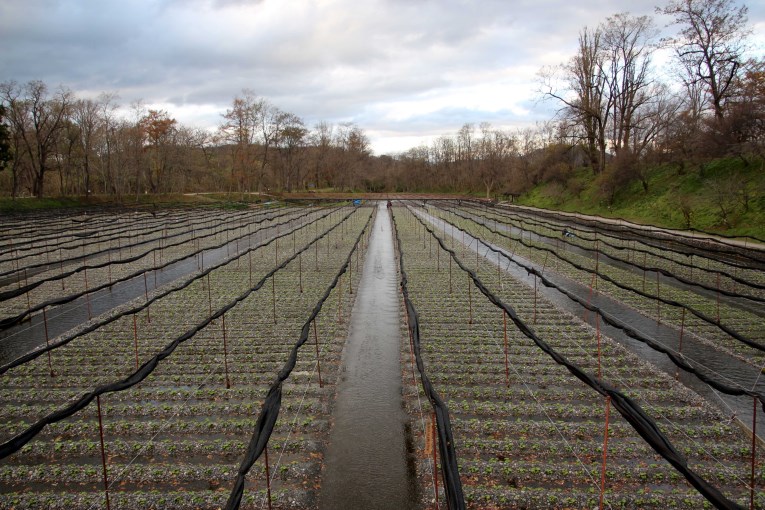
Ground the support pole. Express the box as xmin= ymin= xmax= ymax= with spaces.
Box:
xmin=467 ymin=277 xmax=472 ymax=325
xmin=84 ymin=267 xmax=92 ymax=320
xmin=432 ymin=413 xmax=439 ymax=508
xmin=96 ymin=395 xmax=111 ymax=510
xmin=207 ymin=273 xmax=213 ymax=317
xmin=143 ymin=271 xmax=149 ymax=301
xmin=222 ymin=313 xmax=231 ymax=389
xmin=133 ymin=315 xmax=139 ymax=370
xmin=43 ymin=307 xmax=54 ymax=377
xmin=313 ymin=319 xmax=323 ymax=388
xmin=597 ymin=314 xmax=602 ymax=379
xmin=656 ymin=271 xmax=661 ymax=324
xmin=676 ymin=308 xmax=685 ymax=381
xmin=272 ymin=275 xmax=277 ymax=325
xmin=751 ymin=396 xmax=757 ymax=510
xmin=599 ymin=396 xmax=611 ymax=510
xmin=533 ymin=273 xmax=538 ymax=325
xmin=264 ymin=445 xmax=273 ymax=510
xmin=503 ymin=311 xmax=509 ymax=387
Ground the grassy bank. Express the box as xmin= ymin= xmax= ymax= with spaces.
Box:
xmin=517 ymin=157 xmax=765 ymax=240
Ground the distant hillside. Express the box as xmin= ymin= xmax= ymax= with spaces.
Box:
xmin=516 ymin=157 xmax=765 ymax=240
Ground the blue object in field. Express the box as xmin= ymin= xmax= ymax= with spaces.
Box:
xmin=353 ymin=199 xmax=362 ymax=206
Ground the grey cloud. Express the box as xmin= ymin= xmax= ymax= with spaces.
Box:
xmin=2 ymin=0 xmax=762 ymax=154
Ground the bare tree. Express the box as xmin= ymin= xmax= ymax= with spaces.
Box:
xmin=309 ymin=121 xmax=334 ymax=189
xmin=273 ymin=112 xmax=307 ymax=192
xmin=0 ymin=80 xmax=72 ymax=197
xmin=139 ymin=109 xmax=177 ymax=193
xmin=219 ymin=90 xmax=264 ymax=191
xmin=71 ymin=97 xmax=103 ymax=196
xmin=602 ymin=13 xmax=657 ymax=155
xmin=660 ymin=0 xmax=750 ymax=120
xmin=541 ymin=27 xmax=609 ymax=173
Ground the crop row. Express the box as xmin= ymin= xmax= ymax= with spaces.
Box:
xmin=391 ymin=204 xmax=762 ymax=509
xmin=0 ymin=205 xmax=374 ymax=509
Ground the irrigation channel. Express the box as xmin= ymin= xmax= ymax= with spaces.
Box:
xmin=319 ymin=202 xmax=418 ymax=509
xmin=0 ymin=200 xmax=763 ymax=509
xmin=0 ymin=206 xmax=325 ymax=364
xmin=414 ymin=204 xmax=765 ymax=429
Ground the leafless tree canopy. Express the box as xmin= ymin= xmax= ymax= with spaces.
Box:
xmin=0 ymin=0 xmax=761 ymax=198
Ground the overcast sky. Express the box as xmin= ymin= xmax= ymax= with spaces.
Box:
xmin=2 ymin=0 xmax=763 ymax=155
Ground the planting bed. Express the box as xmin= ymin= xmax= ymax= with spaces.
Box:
xmin=0 ymin=204 xmax=374 ymax=509
xmin=392 ymin=203 xmax=764 ymax=509
xmin=2 ymin=200 xmax=763 ymax=509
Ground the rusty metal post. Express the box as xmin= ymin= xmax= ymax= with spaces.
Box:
xmin=96 ymin=395 xmax=111 ymax=510
xmin=272 ymin=275 xmax=277 ymax=324
xmin=133 ymin=315 xmax=140 ymax=370
xmin=656 ymin=271 xmax=661 ymax=324
xmin=337 ymin=274 xmax=343 ymax=324
xmin=84 ymin=267 xmax=92 ymax=320
xmin=503 ymin=311 xmax=509 ymax=387
xmin=207 ymin=273 xmax=213 ymax=317
xmin=432 ymin=413 xmax=440 ymax=508
xmin=751 ymin=396 xmax=757 ymax=510
xmin=313 ymin=319 xmax=323 ymax=388
xmin=449 ymin=257 xmax=452 ymax=294
xmin=533 ymin=273 xmax=538 ymax=325
xmin=264 ymin=445 xmax=273 ymax=510
xmin=599 ymin=396 xmax=611 ymax=510
xmin=222 ymin=313 xmax=231 ymax=389
xmin=43 ymin=307 xmax=54 ymax=377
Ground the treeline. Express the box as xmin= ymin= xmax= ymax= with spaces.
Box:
xmin=0 ymin=0 xmax=763 ymax=199
xmin=390 ymin=0 xmax=765 ymax=200
xmin=0 ymin=84 xmax=377 ymax=198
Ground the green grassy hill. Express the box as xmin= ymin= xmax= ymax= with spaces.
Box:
xmin=517 ymin=157 xmax=765 ymax=240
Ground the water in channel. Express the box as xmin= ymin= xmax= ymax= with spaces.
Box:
xmin=415 ymin=207 xmax=765 ymax=431
xmin=0 ymin=217 xmax=303 ymax=365
xmin=319 ymin=202 xmax=417 ymax=510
